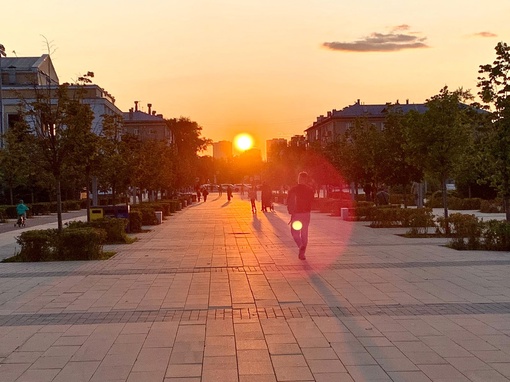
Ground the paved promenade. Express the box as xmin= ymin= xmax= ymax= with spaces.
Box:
xmin=0 ymin=195 xmax=510 ymax=381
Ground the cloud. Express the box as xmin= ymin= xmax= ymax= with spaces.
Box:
xmin=470 ymin=31 xmax=497 ymax=38
xmin=323 ymin=26 xmax=429 ymax=52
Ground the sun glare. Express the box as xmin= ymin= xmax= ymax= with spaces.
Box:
xmin=234 ymin=133 xmax=254 ymax=151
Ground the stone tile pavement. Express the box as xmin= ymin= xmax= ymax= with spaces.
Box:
xmin=0 ymin=194 xmax=509 ymax=381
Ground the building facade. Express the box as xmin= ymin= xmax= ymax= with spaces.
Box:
xmin=266 ymin=138 xmax=287 ymax=162
xmin=122 ymin=101 xmax=173 ymax=144
xmin=305 ymin=99 xmax=427 ymax=146
xmin=0 ymin=54 xmax=122 ymax=145
xmin=213 ymin=140 xmax=233 ymax=159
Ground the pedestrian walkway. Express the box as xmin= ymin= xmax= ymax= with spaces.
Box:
xmin=0 ymin=195 xmax=509 ymax=381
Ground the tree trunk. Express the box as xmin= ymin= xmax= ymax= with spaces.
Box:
xmin=56 ymin=178 xmax=63 ymax=232
xmin=505 ymin=196 xmax=510 ymax=222
xmin=9 ymin=187 xmax=13 ymax=205
xmin=441 ymin=178 xmax=449 ymax=234
xmin=441 ymin=179 xmax=448 ymax=219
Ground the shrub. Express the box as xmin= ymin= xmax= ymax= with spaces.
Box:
xmin=67 ymin=218 xmax=130 ymax=244
xmin=129 ymin=210 xmax=143 ymax=232
xmin=15 ymin=229 xmax=57 ymax=262
xmin=56 ymin=228 xmax=107 ymax=260
xmin=437 ymin=213 xmax=483 ymax=250
xmin=63 ymin=200 xmax=82 ymax=211
xmin=480 ymin=199 xmax=503 ymax=213
xmin=13 ymin=227 xmax=108 ymax=262
xmin=483 ymin=220 xmax=510 ymax=251
xmin=130 ymin=206 xmax=158 ymax=225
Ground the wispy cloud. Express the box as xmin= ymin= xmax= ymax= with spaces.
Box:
xmin=323 ymin=25 xmax=429 ymax=52
xmin=470 ymin=31 xmax=497 ymax=38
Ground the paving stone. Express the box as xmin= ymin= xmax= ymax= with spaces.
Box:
xmin=1 ymin=202 xmax=510 ymax=381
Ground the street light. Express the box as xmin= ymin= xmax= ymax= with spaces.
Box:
xmin=0 ymin=44 xmax=6 ymax=148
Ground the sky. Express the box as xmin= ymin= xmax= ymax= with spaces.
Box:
xmin=3 ymin=0 xmax=510 ymax=157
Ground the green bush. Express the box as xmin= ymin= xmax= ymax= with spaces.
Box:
xmin=63 ymin=200 xmax=82 ymax=211
xmin=67 ymin=218 xmax=130 ymax=244
xmin=426 ymin=195 xmax=481 ymax=210
xmin=15 ymin=229 xmax=57 ymax=262
xmin=30 ymin=203 xmax=51 ymax=215
xmin=56 ymin=228 xmax=107 ymax=260
xmin=437 ymin=213 xmax=483 ymax=250
xmin=129 ymin=210 xmax=143 ymax=232
xmin=130 ymin=206 xmax=158 ymax=225
xmin=368 ymin=207 xmax=435 ymax=230
xmin=13 ymin=227 xmax=108 ymax=262
xmin=483 ymin=220 xmax=510 ymax=251
xmin=480 ymin=199 xmax=503 ymax=213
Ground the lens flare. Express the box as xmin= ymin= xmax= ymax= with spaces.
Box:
xmin=291 ymin=220 xmax=303 ymax=231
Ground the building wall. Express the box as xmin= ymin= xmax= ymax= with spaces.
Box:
xmin=213 ymin=141 xmax=232 ymax=159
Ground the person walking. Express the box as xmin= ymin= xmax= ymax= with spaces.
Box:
xmin=260 ymin=182 xmax=271 ymax=212
xmin=248 ymin=187 xmax=257 ymax=213
xmin=202 ymin=187 xmax=209 ymax=202
xmin=227 ymin=185 xmax=233 ymax=202
xmin=287 ymin=172 xmax=315 ymax=260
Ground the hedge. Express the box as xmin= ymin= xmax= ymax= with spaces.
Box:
xmin=14 ymin=227 xmax=106 ymax=262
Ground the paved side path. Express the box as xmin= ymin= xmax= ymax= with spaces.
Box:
xmin=0 ymin=210 xmax=88 ymax=261
xmin=0 ymin=195 xmax=509 ymax=381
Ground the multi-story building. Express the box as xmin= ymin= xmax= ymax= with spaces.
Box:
xmin=305 ymin=99 xmax=427 ymax=146
xmin=213 ymin=140 xmax=233 ymax=159
xmin=289 ymin=134 xmax=306 ymax=147
xmin=122 ymin=101 xmax=173 ymax=144
xmin=266 ymin=138 xmax=287 ymax=162
xmin=0 ymin=54 xmax=122 ymax=146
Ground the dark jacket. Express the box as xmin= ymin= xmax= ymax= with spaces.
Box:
xmin=287 ymin=184 xmax=314 ymax=214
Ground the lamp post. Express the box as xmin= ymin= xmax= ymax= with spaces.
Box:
xmin=0 ymin=44 xmax=6 ymax=148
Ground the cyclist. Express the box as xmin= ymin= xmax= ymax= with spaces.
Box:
xmin=15 ymin=200 xmax=29 ymax=227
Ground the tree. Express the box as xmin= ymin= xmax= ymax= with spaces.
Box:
xmin=23 ymin=83 xmax=94 ymax=231
xmin=166 ymin=117 xmax=211 ymax=189
xmin=477 ymin=41 xmax=510 ymax=220
xmin=407 ymin=86 xmax=475 ymax=221
xmin=382 ymin=106 xmax=423 ymax=206
xmin=97 ymin=114 xmax=131 ymax=206
xmin=0 ymin=119 xmax=35 ymax=204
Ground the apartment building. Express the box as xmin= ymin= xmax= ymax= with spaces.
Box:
xmin=305 ymin=99 xmax=427 ymax=146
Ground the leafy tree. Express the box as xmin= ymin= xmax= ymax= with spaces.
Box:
xmin=0 ymin=119 xmax=35 ymax=204
xmin=407 ymin=86 xmax=475 ymax=221
xmin=22 ymin=83 xmax=94 ymax=231
xmin=476 ymin=41 xmax=510 ymax=220
xmin=97 ymin=114 xmax=131 ymax=206
xmin=166 ymin=117 xmax=211 ymax=189
xmin=382 ymin=106 xmax=424 ymax=206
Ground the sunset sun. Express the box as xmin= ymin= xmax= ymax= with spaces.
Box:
xmin=234 ymin=133 xmax=254 ymax=151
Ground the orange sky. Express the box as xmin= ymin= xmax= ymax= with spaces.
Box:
xmin=3 ymin=0 xmax=510 ymax=157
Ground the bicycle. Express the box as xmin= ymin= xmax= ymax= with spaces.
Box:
xmin=15 ymin=215 xmax=26 ymax=228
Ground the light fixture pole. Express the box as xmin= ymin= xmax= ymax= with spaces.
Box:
xmin=0 ymin=44 xmax=6 ymax=148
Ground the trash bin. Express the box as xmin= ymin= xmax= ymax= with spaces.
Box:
xmin=155 ymin=211 xmax=163 ymax=224
xmin=89 ymin=207 xmax=103 ymax=221
xmin=102 ymin=205 xmax=130 ymax=219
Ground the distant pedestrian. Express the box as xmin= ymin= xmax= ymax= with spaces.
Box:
xmin=227 ymin=185 xmax=233 ymax=202
xmin=196 ymin=188 xmax=201 ymax=202
xmin=261 ymin=182 xmax=271 ymax=212
xmin=248 ymin=187 xmax=257 ymax=213
xmin=287 ymin=172 xmax=314 ymax=260
xmin=376 ymin=187 xmax=389 ymax=206
xmin=218 ymin=185 xmax=223 ymax=196
xmin=202 ymin=187 xmax=209 ymax=202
